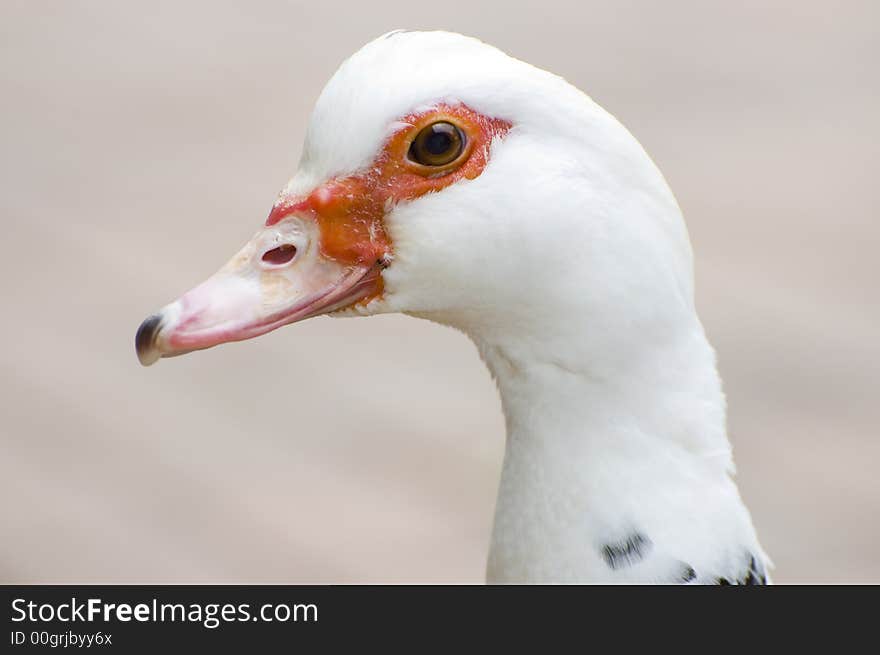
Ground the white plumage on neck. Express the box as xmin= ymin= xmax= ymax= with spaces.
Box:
xmin=477 ymin=321 xmax=757 ymax=582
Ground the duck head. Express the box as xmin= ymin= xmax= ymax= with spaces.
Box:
xmin=137 ymin=30 xmax=692 ymax=368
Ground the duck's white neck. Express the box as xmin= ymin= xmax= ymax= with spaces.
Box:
xmin=385 ymin=79 xmax=766 ymax=581
xmin=466 ymin=316 xmax=762 ymax=583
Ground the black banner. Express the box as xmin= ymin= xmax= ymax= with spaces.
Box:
xmin=0 ymin=585 xmax=868 ymax=650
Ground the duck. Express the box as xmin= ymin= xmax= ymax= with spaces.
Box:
xmin=135 ymin=30 xmax=769 ymax=584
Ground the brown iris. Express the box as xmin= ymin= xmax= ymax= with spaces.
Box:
xmin=408 ymin=121 xmax=465 ymax=167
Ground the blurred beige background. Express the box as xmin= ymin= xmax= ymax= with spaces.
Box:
xmin=1 ymin=1 xmax=877 ymax=583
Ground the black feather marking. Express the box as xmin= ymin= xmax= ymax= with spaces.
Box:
xmin=742 ymin=555 xmax=767 ymax=585
xmin=714 ymin=554 xmax=767 ymax=585
xmin=678 ymin=565 xmax=697 ymax=583
xmin=601 ymin=533 xmax=652 ymax=570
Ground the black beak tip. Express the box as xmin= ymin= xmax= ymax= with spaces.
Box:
xmin=135 ymin=313 xmax=163 ymax=366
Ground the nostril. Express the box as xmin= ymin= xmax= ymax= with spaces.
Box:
xmin=261 ymin=244 xmax=297 ymax=266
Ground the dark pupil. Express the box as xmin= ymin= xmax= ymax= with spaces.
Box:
xmin=425 ymin=127 xmax=453 ymax=155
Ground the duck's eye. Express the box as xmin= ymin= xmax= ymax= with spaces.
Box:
xmin=408 ymin=121 xmax=465 ymax=167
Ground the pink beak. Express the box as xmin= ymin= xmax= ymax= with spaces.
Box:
xmin=135 ymin=215 xmax=382 ymax=366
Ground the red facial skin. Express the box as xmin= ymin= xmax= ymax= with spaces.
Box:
xmin=266 ymin=104 xmax=512 ymax=305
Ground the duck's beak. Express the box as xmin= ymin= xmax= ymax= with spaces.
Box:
xmin=135 ymin=215 xmax=382 ymax=366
